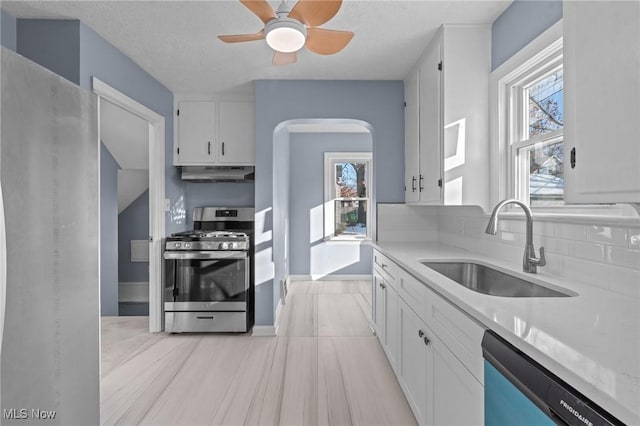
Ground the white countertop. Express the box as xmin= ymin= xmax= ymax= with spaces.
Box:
xmin=374 ymin=241 xmax=640 ymax=425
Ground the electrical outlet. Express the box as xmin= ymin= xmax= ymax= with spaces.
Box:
xmin=164 ymin=199 xmax=170 ymax=212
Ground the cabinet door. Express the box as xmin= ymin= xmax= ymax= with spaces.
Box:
xmin=177 ymin=101 xmax=216 ymax=165
xmin=217 ymin=101 xmax=255 ymax=165
xmin=563 ymin=1 xmax=640 ymax=204
xmin=427 ymin=331 xmax=483 ymax=426
xmin=384 ymin=285 xmax=399 ymax=371
xmin=398 ymin=299 xmax=428 ymax=425
xmin=373 ymin=273 xmax=386 ymax=340
xmin=405 ymin=66 xmax=420 ymax=203
xmin=418 ymin=36 xmax=443 ymax=203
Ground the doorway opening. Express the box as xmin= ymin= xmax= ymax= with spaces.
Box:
xmin=94 ymin=78 xmax=165 ymax=333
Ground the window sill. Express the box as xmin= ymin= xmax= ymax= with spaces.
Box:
xmin=495 ymin=209 xmax=640 ymax=227
xmin=323 ymin=237 xmax=372 ymax=244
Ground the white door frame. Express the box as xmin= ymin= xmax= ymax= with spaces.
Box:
xmin=92 ymin=77 xmax=165 ymax=333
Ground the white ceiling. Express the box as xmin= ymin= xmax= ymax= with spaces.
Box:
xmin=2 ymin=0 xmax=510 ymax=95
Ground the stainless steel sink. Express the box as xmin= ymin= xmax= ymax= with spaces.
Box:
xmin=421 ymin=261 xmax=574 ymax=297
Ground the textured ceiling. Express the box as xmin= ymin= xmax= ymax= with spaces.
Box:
xmin=3 ymin=0 xmax=510 ymax=95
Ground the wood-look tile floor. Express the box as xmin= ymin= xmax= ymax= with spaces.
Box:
xmin=100 ymin=281 xmax=416 ymax=426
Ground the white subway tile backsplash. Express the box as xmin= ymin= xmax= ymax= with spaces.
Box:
xmin=629 ymin=229 xmax=640 ymax=250
xmin=608 ymin=265 xmax=640 ymax=298
xmin=607 ymin=246 xmax=640 ymax=270
xmin=541 ymin=252 xmax=565 ymax=277
xmin=569 ymin=241 xmax=607 ymax=263
xmin=563 ymin=257 xmax=610 ymax=291
xmin=499 ymin=231 xmax=524 ymax=246
xmin=586 ymin=226 xmax=629 ymax=247
xmin=555 ymin=223 xmax=588 ymax=241
xmin=534 ymin=236 xmax=571 ymax=256
xmin=381 ymin=204 xmax=640 ymax=298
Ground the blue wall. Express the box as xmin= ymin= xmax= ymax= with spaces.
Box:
xmin=17 ymin=19 xmax=80 ymax=84
xmin=272 ymin=128 xmax=290 ymax=309
xmin=289 ymin=132 xmax=373 ymax=277
xmin=1 ymin=9 xmax=16 ymax=51
xmin=491 ymin=0 xmax=563 ymax=70
xmin=183 ymin=182 xmax=255 ymax=228
xmin=78 ymin=22 xmax=184 ymax=234
xmin=13 ymin=18 xmax=184 ymax=235
xmin=100 ymin=143 xmax=119 ymax=316
xmin=118 ymin=190 xmax=150 ymax=283
xmin=254 ymin=80 xmax=404 ymax=326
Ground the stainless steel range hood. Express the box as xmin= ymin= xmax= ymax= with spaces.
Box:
xmin=181 ymin=166 xmax=255 ymax=182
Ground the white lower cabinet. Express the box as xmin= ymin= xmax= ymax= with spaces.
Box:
xmin=384 ymin=285 xmax=399 ymax=370
xmin=398 ymin=299 xmax=429 ymax=425
xmin=374 ymin=272 xmax=386 ymax=339
xmin=374 ymin=269 xmax=399 ymax=371
xmin=428 ymin=331 xmax=484 ymax=426
xmin=373 ymin=250 xmax=484 ymax=426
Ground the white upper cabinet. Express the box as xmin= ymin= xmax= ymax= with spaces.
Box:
xmin=563 ymin=1 xmax=640 ymax=205
xmin=404 ymin=25 xmax=491 ymax=211
xmin=175 ymin=100 xmax=255 ymax=166
xmin=418 ymin=36 xmax=442 ymax=204
xmin=405 ymin=65 xmax=420 ymax=203
xmin=176 ymin=101 xmax=216 ymax=165
xmin=218 ymin=101 xmax=255 ymax=165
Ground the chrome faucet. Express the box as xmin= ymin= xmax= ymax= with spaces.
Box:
xmin=485 ymin=199 xmax=546 ymax=273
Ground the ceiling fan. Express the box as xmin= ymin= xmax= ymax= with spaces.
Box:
xmin=218 ymin=0 xmax=354 ymax=66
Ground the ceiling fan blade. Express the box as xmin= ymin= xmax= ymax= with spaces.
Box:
xmin=273 ymin=51 xmax=297 ymax=66
xmin=289 ymin=0 xmax=343 ymax=27
xmin=305 ymin=28 xmax=354 ymax=55
xmin=218 ymin=30 xmax=265 ymax=43
xmin=240 ymin=0 xmax=277 ymax=24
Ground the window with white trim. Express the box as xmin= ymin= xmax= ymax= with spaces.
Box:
xmin=507 ymin=43 xmax=564 ymax=207
xmin=324 ymin=152 xmax=372 ymax=240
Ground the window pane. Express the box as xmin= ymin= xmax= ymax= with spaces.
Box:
xmin=335 ymin=162 xmax=367 ymax=197
xmin=526 ymin=140 xmax=564 ymax=206
xmin=334 ymin=200 xmax=367 ymax=237
xmin=527 ymin=69 xmax=563 ymax=137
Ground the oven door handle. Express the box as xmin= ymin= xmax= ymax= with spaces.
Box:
xmin=163 ymin=251 xmax=248 ymax=260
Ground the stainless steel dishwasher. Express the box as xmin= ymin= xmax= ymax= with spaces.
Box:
xmin=482 ymin=331 xmax=624 ymax=426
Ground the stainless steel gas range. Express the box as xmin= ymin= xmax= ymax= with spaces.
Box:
xmin=163 ymin=207 xmax=254 ymax=333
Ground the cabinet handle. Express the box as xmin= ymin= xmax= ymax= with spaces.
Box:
xmin=418 ymin=329 xmax=425 ymax=338
xmin=208 ymin=141 xmax=211 ymax=155
xmin=424 ymin=336 xmax=431 ymax=346
xmin=222 ymin=142 xmax=225 ymax=156
xmin=419 ymin=174 xmax=424 ymax=192
xmin=381 ymin=283 xmax=386 ymax=290
xmin=381 ymin=263 xmax=388 ymax=269
xmin=411 ymin=176 xmax=417 ymax=192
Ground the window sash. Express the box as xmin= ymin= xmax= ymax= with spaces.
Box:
xmin=324 ymin=152 xmax=373 ymax=240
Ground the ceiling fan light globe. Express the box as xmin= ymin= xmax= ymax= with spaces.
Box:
xmin=265 ymin=19 xmax=306 ymax=53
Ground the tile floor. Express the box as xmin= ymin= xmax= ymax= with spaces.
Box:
xmin=100 ymin=280 xmax=416 ymax=426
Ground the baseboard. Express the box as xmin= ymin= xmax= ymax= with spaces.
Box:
xmin=251 ymin=325 xmax=276 ymax=336
xmin=289 ymin=274 xmax=371 ymax=281
xmin=252 ymin=297 xmax=284 ymax=337
xmin=118 ymin=282 xmax=149 ymax=302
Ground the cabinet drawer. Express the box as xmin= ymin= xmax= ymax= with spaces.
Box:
xmin=425 ymin=287 xmax=485 ymax=383
xmin=397 ymin=269 xmax=427 ymax=319
xmin=373 ymin=250 xmax=397 ymax=282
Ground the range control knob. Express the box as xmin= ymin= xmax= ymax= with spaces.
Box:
xmin=221 ymin=242 xmax=229 ymax=250
xmin=185 ymin=243 xmax=191 ymax=249
xmin=174 ymin=242 xmax=182 ymax=248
